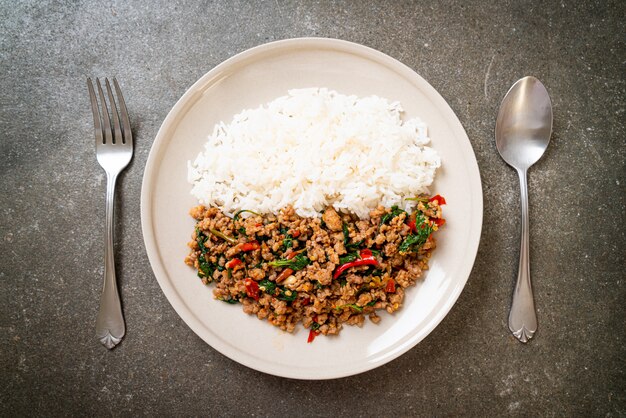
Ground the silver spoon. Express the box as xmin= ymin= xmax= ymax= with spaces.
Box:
xmin=495 ymin=76 xmax=553 ymax=343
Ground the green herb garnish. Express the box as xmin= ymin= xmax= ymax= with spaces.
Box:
xmin=380 ymin=205 xmax=406 ymax=226
xmin=342 ymin=222 xmax=364 ymax=250
xmin=220 ymin=296 xmax=239 ymax=304
xmin=405 ymin=196 xmax=429 ymax=203
xmin=268 ymin=254 xmax=310 ymax=271
xmin=399 ymin=213 xmax=433 ymax=254
xmin=334 ymin=303 xmax=363 ymax=312
xmin=196 ymin=227 xmax=209 ymax=252
xmin=362 ymin=265 xmax=378 ymax=277
xmin=278 ymin=288 xmax=297 ymax=302
xmin=233 ymin=209 xmax=260 ymax=220
xmin=197 ymin=255 xmax=215 ymax=280
xmin=370 ymin=269 xmax=383 ymax=277
xmin=196 ymin=228 xmax=216 ymax=280
xmin=259 ymin=279 xmax=276 ymax=295
xmin=214 ymin=256 xmax=225 ymax=272
xmin=311 ymin=322 xmax=320 ymax=331
xmin=356 ymin=284 xmax=370 ymax=296
xmin=208 ymin=228 xmax=236 ymax=244
xmin=346 ymin=239 xmax=364 ymax=251
xmin=339 ymin=252 xmax=359 ymax=264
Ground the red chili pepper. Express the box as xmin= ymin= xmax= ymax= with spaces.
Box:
xmin=407 ymin=212 xmax=417 ymax=232
xmin=255 ymin=223 xmax=262 ymax=227
xmin=307 ymin=329 xmax=319 ymax=343
xmin=225 ymin=258 xmax=242 ymax=269
xmin=284 ymin=249 xmax=306 ymax=260
xmin=433 ymin=218 xmax=446 ymax=227
xmin=429 ymin=194 xmax=446 ymax=205
xmin=301 ymin=297 xmax=310 ymax=306
xmin=276 ymin=268 xmax=294 ymax=283
xmin=360 ymin=249 xmax=373 ymax=257
xmin=385 ymin=279 xmax=396 ymax=293
xmin=240 ymin=241 xmax=260 ymax=252
xmin=333 ymin=249 xmax=378 ymax=279
xmin=244 ymin=278 xmax=260 ymax=300
xmin=292 ymin=230 xmax=301 ymax=238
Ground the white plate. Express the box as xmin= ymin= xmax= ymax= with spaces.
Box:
xmin=141 ymin=38 xmax=482 ymax=379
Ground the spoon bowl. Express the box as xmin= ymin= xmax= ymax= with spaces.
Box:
xmin=495 ymin=76 xmax=552 ymax=343
xmin=496 ymin=77 xmax=552 ymax=169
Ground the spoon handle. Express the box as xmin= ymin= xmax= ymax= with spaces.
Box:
xmin=509 ymin=168 xmax=538 ymax=343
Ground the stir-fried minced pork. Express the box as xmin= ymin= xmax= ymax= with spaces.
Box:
xmin=184 ymin=196 xmax=446 ymax=341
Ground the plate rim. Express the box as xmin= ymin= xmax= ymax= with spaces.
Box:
xmin=141 ymin=37 xmax=483 ymax=379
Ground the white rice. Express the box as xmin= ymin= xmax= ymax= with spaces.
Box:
xmin=188 ymin=88 xmax=440 ymax=219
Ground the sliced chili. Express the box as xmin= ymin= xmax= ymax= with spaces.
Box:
xmin=360 ymin=249 xmax=373 ymax=257
xmin=308 ymin=316 xmax=320 ymax=343
xmin=385 ymin=279 xmax=396 ymax=293
xmin=433 ymin=218 xmax=446 ymax=227
xmin=284 ymin=249 xmax=306 ymax=260
xmin=429 ymin=194 xmax=446 ymax=205
xmin=244 ymin=278 xmax=260 ymax=300
xmin=333 ymin=249 xmax=379 ymax=279
xmin=225 ymin=258 xmax=242 ymax=269
xmin=240 ymin=241 xmax=260 ymax=252
xmin=407 ymin=212 xmax=417 ymax=233
xmin=307 ymin=329 xmax=319 ymax=343
xmin=276 ymin=268 xmax=294 ymax=283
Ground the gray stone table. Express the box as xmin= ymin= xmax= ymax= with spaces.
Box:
xmin=1 ymin=1 xmax=624 ymax=416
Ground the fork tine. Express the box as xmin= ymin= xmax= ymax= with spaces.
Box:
xmin=105 ymin=78 xmax=123 ymax=145
xmin=87 ymin=78 xmax=104 ymax=145
xmin=96 ymin=78 xmax=113 ymax=144
xmin=113 ymin=78 xmax=132 ymax=146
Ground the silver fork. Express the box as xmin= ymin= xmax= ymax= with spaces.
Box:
xmin=87 ymin=78 xmax=133 ymax=349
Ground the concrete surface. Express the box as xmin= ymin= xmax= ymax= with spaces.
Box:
xmin=1 ymin=0 xmax=624 ymax=416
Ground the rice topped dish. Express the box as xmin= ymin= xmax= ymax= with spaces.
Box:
xmin=185 ymin=88 xmax=445 ymax=342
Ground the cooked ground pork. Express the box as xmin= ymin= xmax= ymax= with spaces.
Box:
xmin=184 ymin=197 xmax=445 ymax=340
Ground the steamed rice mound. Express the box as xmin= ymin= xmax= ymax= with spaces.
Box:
xmin=188 ymin=88 xmax=440 ymax=219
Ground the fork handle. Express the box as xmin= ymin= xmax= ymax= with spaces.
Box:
xmin=96 ymin=172 xmax=125 ymax=349
xmin=508 ymin=168 xmax=537 ymax=343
